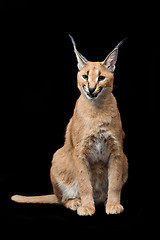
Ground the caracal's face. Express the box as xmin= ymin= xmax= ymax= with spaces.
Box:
xmin=77 ymin=61 xmax=114 ymax=100
xmin=69 ymin=35 xmax=125 ymax=101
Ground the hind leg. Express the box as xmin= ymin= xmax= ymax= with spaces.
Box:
xmin=63 ymin=199 xmax=81 ymax=211
xmin=51 ymin=172 xmax=81 ymax=211
xmin=50 ymin=174 xmax=81 ymax=211
xmin=50 ymin=147 xmax=81 ymax=211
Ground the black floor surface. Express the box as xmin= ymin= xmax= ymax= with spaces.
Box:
xmin=0 ymin=173 xmax=155 ymax=238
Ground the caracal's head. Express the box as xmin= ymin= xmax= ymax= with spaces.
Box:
xmin=69 ymin=35 xmax=126 ymax=101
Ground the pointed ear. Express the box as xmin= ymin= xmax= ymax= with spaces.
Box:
xmin=102 ymin=48 xmax=118 ymax=72
xmin=102 ymin=38 xmax=127 ymax=72
xmin=69 ymin=34 xmax=88 ymax=70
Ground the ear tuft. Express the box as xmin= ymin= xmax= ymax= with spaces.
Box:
xmin=69 ymin=34 xmax=88 ymax=70
xmin=102 ymin=38 xmax=127 ymax=72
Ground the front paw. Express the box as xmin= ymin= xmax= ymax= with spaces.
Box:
xmin=106 ymin=203 xmax=124 ymax=214
xmin=77 ymin=205 xmax=95 ymax=216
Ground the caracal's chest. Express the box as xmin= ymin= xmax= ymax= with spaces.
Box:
xmin=83 ymin=114 xmax=113 ymax=164
xmin=87 ymin=133 xmax=110 ymax=163
xmin=84 ymin=129 xmax=114 ymax=203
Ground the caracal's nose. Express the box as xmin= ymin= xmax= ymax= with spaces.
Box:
xmin=88 ymin=87 xmax=96 ymax=94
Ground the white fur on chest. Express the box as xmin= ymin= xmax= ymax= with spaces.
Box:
xmin=88 ymin=134 xmax=110 ymax=163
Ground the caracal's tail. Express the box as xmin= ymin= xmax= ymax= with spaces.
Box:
xmin=11 ymin=194 xmax=59 ymax=204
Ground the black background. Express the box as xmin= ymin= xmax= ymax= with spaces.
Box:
xmin=0 ymin=1 xmax=159 ymax=238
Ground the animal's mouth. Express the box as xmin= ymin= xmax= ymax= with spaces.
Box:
xmin=85 ymin=86 xmax=103 ymax=99
xmin=87 ymin=92 xmax=99 ymax=98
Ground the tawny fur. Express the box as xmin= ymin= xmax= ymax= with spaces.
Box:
xmin=12 ymin=38 xmax=128 ymax=216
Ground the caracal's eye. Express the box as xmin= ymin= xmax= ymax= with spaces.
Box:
xmin=82 ymin=75 xmax=88 ymax=81
xmin=98 ymin=76 xmax=106 ymax=81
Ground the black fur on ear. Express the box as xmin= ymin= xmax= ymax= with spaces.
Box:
xmin=102 ymin=38 xmax=127 ymax=73
xmin=69 ymin=34 xmax=88 ymax=70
